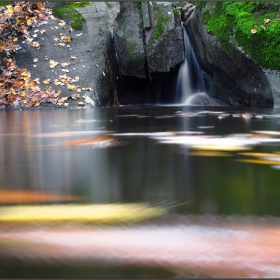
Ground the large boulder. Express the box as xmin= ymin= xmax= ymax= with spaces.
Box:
xmin=186 ymin=3 xmax=274 ymax=107
xmin=113 ymin=2 xmax=184 ymax=78
xmin=145 ymin=2 xmax=184 ymax=74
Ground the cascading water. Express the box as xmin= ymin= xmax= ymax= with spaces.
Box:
xmin=176 ymin=25 xmax=205 ymax=104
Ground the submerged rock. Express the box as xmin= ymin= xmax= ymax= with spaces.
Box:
xmin=186 ymin=3 xmax=274 ymax=107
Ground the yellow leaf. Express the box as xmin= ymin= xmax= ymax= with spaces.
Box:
xmin=13 ymin=37 xmax=18 ymax=42
xmin=71 ymin=56 xmax=76 ymax=60
xmin=251 ymin=29 xmax=257 ymax=34
xmin=43 ymin=79 xmax=51 ymax=85
xmin=77 ymin=102 xmax=85 ymax=106
xmin=68 ymin=85 xmax=77 ymax=91
xmin=21 ymin=91 xmax=26 ymax=97
xmin=0 ymin=203 xmax=166 ymax=224
xmin=49 ymin=59 xmax=59 ymax=68
xmin=21 ymin=72 xmax=29 ymax=78
xmin=65 ymin=37 xmax=72 ymax=43
xmin=82 ymin=87 xmax=92 ymax=91
xmin=40 ymin=30 xmax=46 ymax=34
xmin=32 ymin=41 xmax=40 ymax=48
xmin=4 ymin=6 xmax=13 ymax=15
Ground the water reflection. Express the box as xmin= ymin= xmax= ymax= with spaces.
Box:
xmin=2 ymin=106 xmax=280 ymax=277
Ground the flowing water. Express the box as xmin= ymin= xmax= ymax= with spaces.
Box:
xmin=176 ymin=25 xmax=205 ymax=104
xmin=2 ymin=106 xmax=280 ymax=277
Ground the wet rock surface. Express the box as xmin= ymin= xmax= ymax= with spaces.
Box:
xmin=186 ymin=4 xmax=274 ymax=107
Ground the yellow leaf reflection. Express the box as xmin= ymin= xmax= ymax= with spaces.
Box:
xmin=0 ymin=203 xmax=166 ymax=225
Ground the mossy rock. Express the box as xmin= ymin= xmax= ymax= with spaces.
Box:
xmin=52 ymin=2 xmax=89 ymax=30
xmin=199 ymin=1 xmax=280 ymax=71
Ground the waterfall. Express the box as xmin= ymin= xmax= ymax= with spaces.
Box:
xmin=176 ymin=25 xmax=205 ymax=104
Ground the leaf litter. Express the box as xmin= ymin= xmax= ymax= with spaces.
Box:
xmin=0 ymin=2 xmax=93 ymax=108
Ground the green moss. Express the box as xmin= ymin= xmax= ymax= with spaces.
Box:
xmin=53 ymin=2 xmax=89 ymax=30
xmin=173 ymin=8 xmax=181 ymax=16
xmin=201 ymin=1 xmax=280 ymax=70
xmin=0 ymin=2 xmax=13 ymax=6
xmin=196 ymin=2 xmax=206 ymax=9
xmin=150 ymin=7 xmax=172 ymax=41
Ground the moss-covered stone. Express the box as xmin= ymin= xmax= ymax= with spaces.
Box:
xmin=200 ymin=1 xmax=280 ymax=70
xmin=53 ymin=2 xmax=89 ymax=30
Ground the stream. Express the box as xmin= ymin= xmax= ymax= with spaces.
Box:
xmin=1 ymin=105 xmax=280 ymax=277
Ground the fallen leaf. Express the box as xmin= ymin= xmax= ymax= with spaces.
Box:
xmin=32 ymin=41 xmax=40 ymax=48
xmin=68 ymin=85 xmax=77 ymax=91
xmin=49 ymin=59 xmax=59 ymax=68
xmin=71 ymin=56 xmax=76 ymax=60
xmin=264 ymin=18 xmax=270 ymax=24
xmin=82 ymin=87 xmax=93 ymax=91
xmin=76 ymin=33 xmax=83 ymax=36
xmin=33 ymin=58 xmax=38 ymax=63
xmin=43 ymin=79 xmax=51 ymax=85
xmin=61 ymin=62 xmax=70 ymax=68
xmin=77 ymin=102 xmax=85 ymax=106
xmin=251 ymin=28 xmax=257 ymax=34
xmin=71 ymin=76 xmax=79 ymax=83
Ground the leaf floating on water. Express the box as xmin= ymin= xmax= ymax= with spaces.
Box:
xmin=189 ymin=151 xmax=231 ymax=157
xmin=253 ymin=130 xmax=280 ymax=136
xmin=0 ymin=203 xmax=166 ymax=225
xmin=239 ymin=152 xmax=280 ymax=158
xmin=0 ymin=190 xmax=84 ymax=204
xmin=192 ymin=145 xmax=251 ymax=152
xmin=237 ymin=159 xmax=280 ymax=165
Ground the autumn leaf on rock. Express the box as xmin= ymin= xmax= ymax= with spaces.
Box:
xmin=71 ymin=56 xmax=76 ymax=60
xmin=77 ymin=102 xmax=85 ymax=106
xmin=54 ymin=80 xmax=64 ymax=86
xmin=49 ymin=60 xmax=59 ymax=68
xmin=32 ymin=41 xmax=40 ymax=48
xmin=82 ymin=87 xmax=93 ymax=91
xmin=43 ymin=79 xmax=51 ymax=85
xmin=68 ymin=85 xmax=77 ymax=91
xmin=251 ymin=28 xmax=257 ymax=34
xmin=61 ymin=62 xmax=70 ymax=68
xmin=71 ymin=76 xmax=79 ymax=83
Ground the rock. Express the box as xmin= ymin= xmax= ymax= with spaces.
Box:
xmin=15 ymin=2 xmax=120 ymax=108
xmin=181 ymin=3 xmax=195 ymax=22
xmin=113 ymin=2 xmax=146 ymax=78
xmin=146 ymin=2 xmax=184 ymax=74
xmin=113 ymin=2 xmax=184 ymax=78
xmin=186 ymin=4 xmax=274 ymax=107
